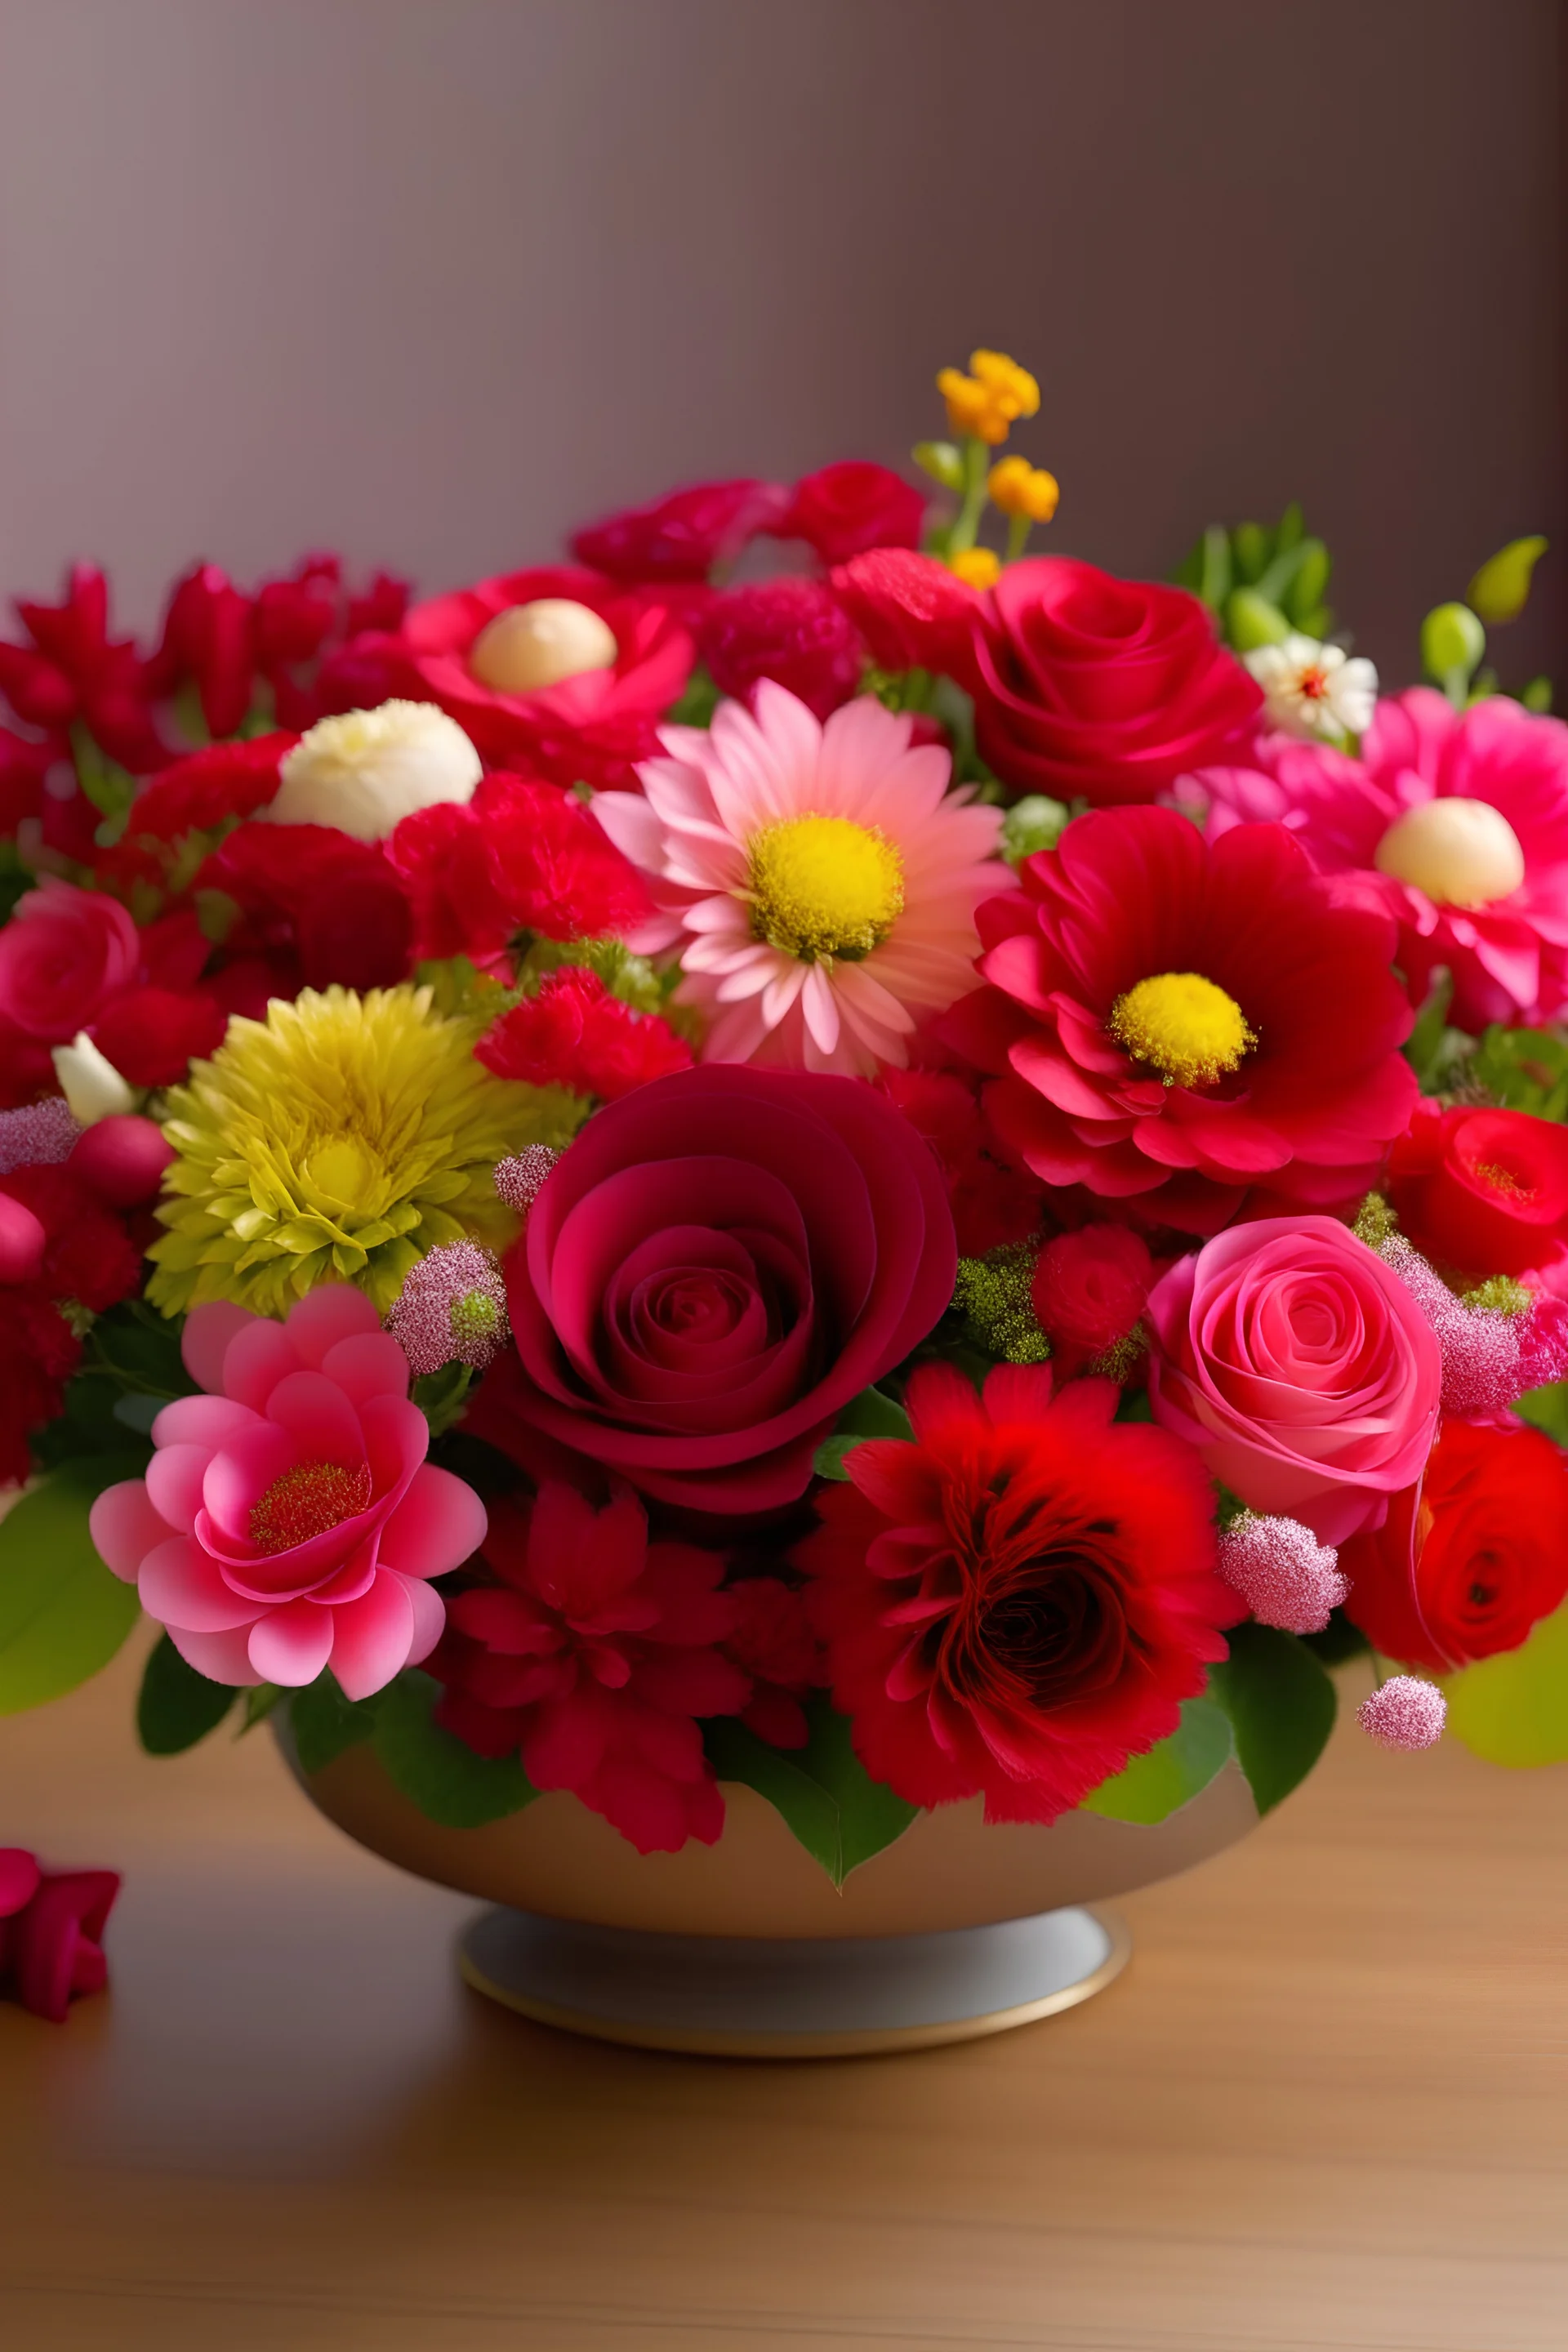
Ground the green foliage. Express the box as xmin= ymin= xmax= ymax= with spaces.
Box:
xmin=1301 ymin=1608 xmax=1372 ymax=1667
xmin=1421 ymin=601 xmax=1486 ymax=706
xmin=1516 ymin=1382 xmax=1568 ymax=1447
xmin=1225 ymin=587 xmax=1289 ymax=653
xmin=289 ymin=1671 xmax=383 ymax=1775
xmin=665 ymin=663 xmax=720 ymax=728
xmin=1001 ymin=795 xmax=1072 ymax=865
xmin=704 ymin=1695 xmax=919 ymax=1886
xmin=0 ymin=1456 xmax=145 ymax=1714
xmin=1466 ymin=536 xmax=1548 ymax=627
xmin=1521 ymin=675 xmax=1553 ymax=715
xmin=1206 ymin=1623 xmax=1337 ymax=1815
xmin=1080 ymin=1697 xmax=1233 ymax=1824
xmin=1402 ymin=968 xmax=1455 ymax=1090
xmin=812 ymin=1384 xmax=913 ymax=1480
xmin=136 ymin=1632 xmax=238 ymax=1753
xmin=912 ymin=439 xmax=965 ymax=492
xmin=81 ymin=1300 xmax=199 ymax=1404
xmin=412 ymin=1361 xmax=474 ymax=1438
xmin=373 ymin=1670 xmax=537 ymax=1826
xmin=1177 ymin=505 xmax=1334 ymax=644
xmin=1443 ymin=1597 xmax=1568 ymax=1766
xmin=1470 ymin=1026 xmax=1568 ymax=1120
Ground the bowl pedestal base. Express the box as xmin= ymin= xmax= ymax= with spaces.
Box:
xmin=459 ymin=1903 xmax=1132 ymax=2058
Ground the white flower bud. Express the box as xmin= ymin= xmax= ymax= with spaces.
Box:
xmin=1374 ymin=797 xmax=1526 ymax=909
xmin=268 ymin=702 xmax=482 ymax=843
xmin=52 ymin=1031 xmax=138 ymax=1125
xmin=469 ymin=599 xmax=618 ymax=694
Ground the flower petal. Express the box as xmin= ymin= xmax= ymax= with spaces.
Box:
xmin=327 ymin=1570 xmax=417 ymax=1700
xmin=247 ymin=1600 xmax=335 ymax=1686
xmin=378 ymin=1463 xmax=488 ymax=1579
xmin=89 ymin=1480 xmax=174 ymax=1583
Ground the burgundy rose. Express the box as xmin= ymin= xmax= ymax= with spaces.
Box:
xmin=969 ymin=558 xmax=1263 ymax=805
xmin=572 ymin=479 xmax=791 ymax=582
xmin=0 ymin=881 xmax=139 ymax=1040
xmin=699 ymin=577 xmax=865 ymax=720
xmin=781 ymin=462 xmax=925 ymax=566
xmin=399 ymin=564 xmax=693 ymax=791
xmin=473 ymin=1064 xmax=956 ymax=1515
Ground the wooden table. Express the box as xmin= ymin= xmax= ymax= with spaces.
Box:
xmin=2 ymin=1639 xmax=1566 ymax=2350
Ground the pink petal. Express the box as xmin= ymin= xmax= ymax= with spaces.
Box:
xmin=202 ymin=1421 xmax=302 ymax=1542
xmin=247 ymin=1600 xmax=335 ymax=1686
xmin=378 ymin=1463 xmax=488 ymax=1579
xmin=283 ymin=1283 xmax=383 ymax=1366
xmin=167 ymin=1624 xmax=261 ymax=1685
xmin=320 ymin=1331 xmax=412 ymax=1405
xmin=181 ymin=1301 xmax=256 ymax=1394
xmin=327 ymin=1570 xmax=416 ymax=1700
xmin=403 ymin=1575 xmax=446 ymax=1667
xmin=801 ymin=963 xmax=841 ymax=1057
xmin=138 ymin=1535 xmax=263 ymax=1633
xmin=89 ymin=1481 xmax=174 ymax=1583
xmin=144 ymin=1443 xmax=213 ymax=1537
xmin=150 ymin=1395 xmax=260 ymax=1449
xmin=0 ymin=1847 xmax=42 ymax=1916
xmin=261 ymin=1370 xmax=368 ymax=1468
xmin=222 ymin=1318 xmax=302 ymax=1411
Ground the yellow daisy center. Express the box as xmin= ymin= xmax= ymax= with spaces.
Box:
xmin=1108 ymin=971 xmax=1257 ymax=1089
xmin=249 ymin=1460 xmax=372 ymax=1554
xmin=746 ymin=814 xmax=906 ymax=964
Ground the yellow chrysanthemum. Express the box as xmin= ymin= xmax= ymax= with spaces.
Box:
xmin=147 ymin=984 xmax=586 ymax=1318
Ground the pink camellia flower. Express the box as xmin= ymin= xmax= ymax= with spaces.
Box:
xmin=1192 ymin=688 xmax=1568 ymax=1028
xmin=89 ymin=1285 xmax=486 ymax=1695
xmin=1147 ymin=1216 xmax=1441 ymax=1546
xmin=593 ymin=680 xmax=1009 ymax=1076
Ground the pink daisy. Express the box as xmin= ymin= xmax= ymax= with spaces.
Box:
xmin=591 ymin=680 xmax=1009 ymax=1076
xmin=1189 ymin=688 xmax=1568 ymax=1029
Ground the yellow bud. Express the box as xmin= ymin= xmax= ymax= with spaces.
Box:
xmin=936 ymin=367 xmax=999 ymax=442
xmin=470 ymin=599 xmax=617 ymax=694
xmin=988 ymin=457 xmax=1060 ymax=523
xmin=948 ymin=546 xmax=1001 ymax=590
xmin=968 ymin=349 xmax=1040 ymax=421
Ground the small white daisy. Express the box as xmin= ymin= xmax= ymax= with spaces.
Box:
xmin=1244 ymin=633 xmax=1378 ymax=744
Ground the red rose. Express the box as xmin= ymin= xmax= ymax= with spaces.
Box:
xmin=388 ymin=772 xmax=653 ymax=963
xmin=1342 ymin=1416 xmax=1568 ymax=1670
xmin=1387 ymin=1101 xmax=1568 ymax=1281
xmin=0 ymin=881 xmax=139 ymax=1040
xmin=781 ymin=461 xmax=925 ymax=566
xmin=968 ymin=558 xmax=1263 ymax=805
xmin=572 ymin=479 xmax=791 ymax=583
xmin=399 ymin=564 xmax=693 ymax=790
xmin=474 ymin=1064 xmax=956 ymax=1515
xmin=699 ymin=577 xmax=865 ymax=721
xmin=1032 ymin=1224 xmax=1156 ymax=1376
xmin=829 ymin=549 xmax=983 ymax=679
xmin=796 ymin=1364 xmax=1240 ymax=1821
xmin=476 ymin=967 xmax=692 ymax=1101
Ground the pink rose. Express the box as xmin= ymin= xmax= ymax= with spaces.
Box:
xmin=1147 ymin=1215 xmax=1441 ymax=1544
xmin=89 ymin=1285 xmax=487 ymax=1695
xmin=471 ymin=1064 xmax=956 ymax=1515
xmin=0 ymin=881 xmax=139 ymax=1040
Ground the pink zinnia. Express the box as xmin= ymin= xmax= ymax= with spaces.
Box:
xmin=592 ymin=681 xmax=1009 ymax=1076
xmin=1192 ymin=688 xmax=1568 ymax=1028
xmin=89 ymin=1285 xmax=486 ymax=1696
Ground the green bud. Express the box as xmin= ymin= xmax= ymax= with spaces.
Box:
xmin=1521 ymin=675 xmax=1553 ymax=715
xmin=1225 ymin=587 xmax=1290 ymax=652
xmin=1284 ymin=540 xmax=1331 ymax=626
xmin=1232 ymin=520 xmax=1272 ymax=585
xmin=912 ymin=440 xmax=965 ymax=492
xmin=1466 ymin=535 xmax=1548 ymax=626
xmin=1196 ymin=524 xmax=1232 ymax=611
xmin=1420 ymin=602 xmax=1486 ymax=699
xmin=1002 ymin=795 xmax=1072 ymax=864
xmin=1274 ymin=501 xmax=1305 ymax=553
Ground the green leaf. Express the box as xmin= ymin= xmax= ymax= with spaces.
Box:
xmin=288 ymin=1671 xmax=384 ymax=1775
xmin=1521 ymin=675 xmax=1553 ymax=715
xmin=1080 ymin=1696 xmax=1233 ymax=1824
xmin=1466 ymin=534 xmax=1548 ymax=627
xmin=812 ymin=1383 xmax=912 ymax=1480
xmin=1470 ymin=1026 xmax=1568 ymax=1120
xmin=83 ymin=1300 xmax=199 ymax=1402
xmin=705 ymin=1695 xmax=919 ymax=1886
xmin=372 ymin=1670 xmax=537 ymax=1827
xmin=411 ymin=1361 xmax=474 ymax=1438
xmin=665 ymin=663 xmax=720 ymax=728
xmin=1283 ymin=540 xmax=1331 ymax=629
xmin=1224 ymin=586 xmax=1290 ymax=652
xmin=241 ymin=1682 xmax=284 ymax=1732
xmin=1232 ymin=519 xmax=1272 ymax=586
xmin=0 ymin=1456 xmax=145 ymax=1714
xmin=1442 ymin=1597 xmax=1568 ymax=1766
xmin=1206 ymin=1622 xmax=1336 ymax=1815
xmin=136 ymin=1632 xmax=238 ymax=1753
xmin=1517 ymin=1381 xmax=1568 ymax=1446
xmin=1301 ymin=1607 xmax=1372 ymax=1666
xmin=1403 ymin=966 xmax=1454 ymax=1088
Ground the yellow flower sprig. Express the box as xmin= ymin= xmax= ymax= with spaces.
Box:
xmin=921 ymin=349 xmax=1057 ymax=584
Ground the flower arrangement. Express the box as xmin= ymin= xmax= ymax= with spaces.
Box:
xmin=2 ymin=351 xmax=1567 ymax=2018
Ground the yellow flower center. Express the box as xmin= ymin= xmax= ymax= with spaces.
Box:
xmin=1108 ymin=972 xmax=1257 ymax=1089
xmin=746 ymin=814 xmax=906 ymax=964
xmin=249 ymin=1460 xmax=372 ymax=1555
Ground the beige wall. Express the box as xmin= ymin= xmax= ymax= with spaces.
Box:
xmin=0 ymin=0 xmax=1560 ymax=679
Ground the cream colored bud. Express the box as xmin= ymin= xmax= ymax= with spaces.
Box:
xmin=470 ymin=599 xmax=618 ymax=694
xmin=269 ymin=702 xmax=482 ymax=843
xmin=52 ymin=1031 xmax=139 ymax=1125
xmin=1374 ymin=797 xmax=1526 ymax=909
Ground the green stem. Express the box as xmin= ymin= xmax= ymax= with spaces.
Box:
xmin=946 ymin=438 xmax=991 ymax=555
xmin=1005 ymin=513 xmax=1031 ymax=564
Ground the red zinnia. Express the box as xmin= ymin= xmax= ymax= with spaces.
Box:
xmin=429 ymin=1481 xmax=750 ymax=1853
xmin=942 ymin=806 xmax=1419 ymax=1233
xmin=796 ymin=1363 xmax=1239 ymax=1822
xmin=387 ymin=772 xmax=653 ymax=963
xmin=476 ymin=967 xmax=691 ymax=1102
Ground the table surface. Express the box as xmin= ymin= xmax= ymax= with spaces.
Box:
xmin=2 ymin=1639 xmax=1565 ymax=2352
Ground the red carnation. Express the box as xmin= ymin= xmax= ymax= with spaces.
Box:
xmin=477 ymin=966 xmax=691 ymax=1102
xmin=699 ymin=577 xmax=865 ymax=721
xmin=0 ymin=731 xmax=51 ymax=840
xmin=722 ymin=1574 xmax=822 ymax=1747
xmin=829 ymin=549 xmax=982 ymax=679
xmin=878 ymin=1064 xmax=1040 ymax=1257
xmin=1387 ymin=1101 xmax=1568 ymax=1284
xmin=0 ymin=1161 xmax=143 ymax=1482
xmin=198 ymin=822 xmax=413 ymax=995
xmin=942 ymin=806 xmax=1419 ymax=1233
xmin=572 ymin=479 xmax=791 ymax=583
xmin=388 ymin=772 xmax=653 ymax=963
xmin=429 ymin=1482 xmax=750 ymax=1853
xmin=91 ymin=988 xmax=226 ymax=1088
xmin=1032 ymin=1224 xmax=1156 ymax=1377
xmin=797 ymin=1363 xmax=1240 ymax=1822
xmin=1342 ymin=1416 xmax=1568 ymax=1671
xmin=968 ymin=559 xmax=1263 ymax=806
xmin=108 ymin=734 xmax=292 ymax=849
xmin=399 ymin=564 xmax=693 ymax=789
xmin=781 ymin=462 xmax=925 ymax=567
xmin=0 ymin=564 xmax=167 ymax=773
